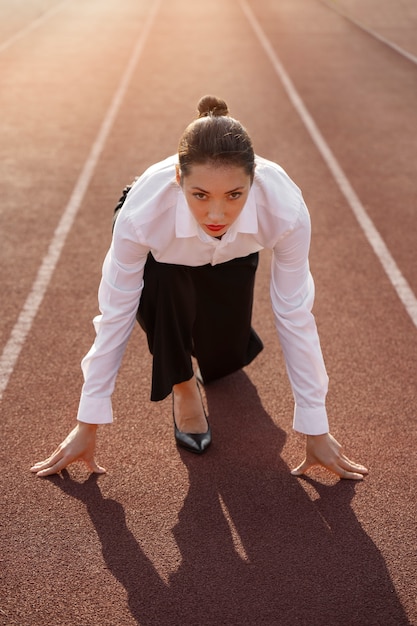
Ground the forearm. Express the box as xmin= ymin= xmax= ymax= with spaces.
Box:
xmin=78 ymin=241 xmax=147 ymax=423
xmin=270 ymin=226 xmax=329 ymax=435
xmin=273 ymin=306 xmax=329 ymax=434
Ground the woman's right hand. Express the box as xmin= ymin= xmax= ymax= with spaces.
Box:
xmin=30 ymin=422 xmax=106 ymax=477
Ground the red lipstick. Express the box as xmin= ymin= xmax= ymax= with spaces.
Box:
xmin=206 ymin=224 xmax=225 ymax=232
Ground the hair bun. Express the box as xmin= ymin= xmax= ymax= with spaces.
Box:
xmin=197 ymin=95 xmax=229 ymax=118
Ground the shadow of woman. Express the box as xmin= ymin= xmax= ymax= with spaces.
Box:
xmin=169 ymin=371 xmax=410 ymax=625
xmin=49 ymin=371 xmax=410 ymax=625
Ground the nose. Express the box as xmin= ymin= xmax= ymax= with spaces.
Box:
xmin=207 ymin=201 xmax=225 ymax=222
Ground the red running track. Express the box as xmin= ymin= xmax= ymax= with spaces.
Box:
xmin=0 ymin=0 xmax=416 ymax=624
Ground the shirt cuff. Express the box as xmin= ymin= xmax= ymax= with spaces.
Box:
xmin=76 ymin=393 xmax=113 ymax=424
xmin=293 ymin=404 xmax=329 ymax=435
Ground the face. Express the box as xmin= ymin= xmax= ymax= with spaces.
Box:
xmin=177 ymin=163 xmax=252 ymax=238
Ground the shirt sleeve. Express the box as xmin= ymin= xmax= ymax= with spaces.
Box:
xmin=270 ymin=198 xmax=329 ymax=435
xmin=76 ymin=215 xmax=149 ymax=424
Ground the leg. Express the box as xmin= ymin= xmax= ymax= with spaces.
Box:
xmin=137 ymin=254 xmax=207 ymax=434
xmin=136 ymin=252 xmax=263 ymax=438
xmin=138 ymin=252 xmax=263 ymax=394
xmin=137 ymin=253 xmax=196 ymax=401
xmin=190 ymin=252 xmax=263 ymax=384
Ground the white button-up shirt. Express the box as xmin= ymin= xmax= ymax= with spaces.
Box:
xmin=77 ymin=154 xmax=329 ymax=435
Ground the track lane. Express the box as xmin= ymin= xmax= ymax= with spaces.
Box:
xmin=245 ymin=0 xmax=417 ymax=297
xmin=327 ymin=0 xmax=417 ymax=58
xmin=0 ymin=0 xmax=67 ymax=51
xmin=241 ymin=0 xmax=417 ymax=330
xmin=0 ymin=0 xmax=156 ymax=349
xmin=0 ymin=0 xmax=161 ymax=399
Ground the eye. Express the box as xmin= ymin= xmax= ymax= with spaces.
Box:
xmin=193 ymin=192 xmax=207 ymax=200
xmin=229 ymin=192 xmax=242 ymax=200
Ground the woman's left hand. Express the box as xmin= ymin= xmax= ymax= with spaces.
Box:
xmin=291 ymin=433 xmax=368 ymax=480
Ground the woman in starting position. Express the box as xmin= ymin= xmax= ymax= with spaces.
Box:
xmin=31 ymin=95 xmax=368 ymax=480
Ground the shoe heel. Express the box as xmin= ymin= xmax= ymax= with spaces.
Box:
xmin=172 ymin=390 xmax=211 ymax=454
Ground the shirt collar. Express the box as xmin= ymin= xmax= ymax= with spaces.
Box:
xmin=175 ymin=190 xmax=199 ymax=238
xmin=175 ymin=184 xmax=258 ymax=240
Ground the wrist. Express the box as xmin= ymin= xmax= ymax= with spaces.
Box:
xmin=77 ymin=421 xmax=99 ymax=431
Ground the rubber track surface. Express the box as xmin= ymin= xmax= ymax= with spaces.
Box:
xmin=1 ymin=1 xmax=416 ymax=624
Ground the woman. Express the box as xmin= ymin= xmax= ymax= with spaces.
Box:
xmin=31 ymin=96 xmax=368 ymax=480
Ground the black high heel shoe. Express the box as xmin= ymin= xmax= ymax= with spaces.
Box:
xmin=172 ymin=391 xmax=212 ymax=454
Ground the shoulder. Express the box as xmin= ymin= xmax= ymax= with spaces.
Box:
xmin=252 ymin=156 xmax=309 ymax=247
xmin=131 ymin=154 xmax=178 ymax=192
xmin=253 ymin=155 xmax=303 ymax=204
xmin=120 ymin=155 xmax=179 ymax=220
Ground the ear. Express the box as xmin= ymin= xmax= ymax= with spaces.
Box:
xmin=175 ymin=165 xmax=182 ymax=186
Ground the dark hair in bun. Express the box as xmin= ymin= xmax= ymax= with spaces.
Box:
xmin=197 ymin=95 xmax=229 ymax=118
xmin=178 ymin=95 xmax=255 ymax=178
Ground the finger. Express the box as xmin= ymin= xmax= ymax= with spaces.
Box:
xmin=325 ymin=456 xmax=366 ymax=480
xmin=34 ymin=455 xmax=106 ymax=477
xmin=336 ymin=467 xmax=365 ymax=481
xmin=291 ymin=456 xmax=366 ymax=480
xmin=35 ymin=457 xmax=70 ymax=477
xmin=340 ymin=454 xmax=368 ymax=474
xmin=291 ymin=457 xmax=313 ymax=476
xmin=49 ymin=443 xmax=65 ymax=457
xmin=81 ymin=447 xmax=106 ymax=474
xmin=85 ymin=458 xmax=106 ymax=474
xmin=30 ymin=459 xmax=54 ymax=471
xmin=30 ymin=451 xmax=64 ymax=473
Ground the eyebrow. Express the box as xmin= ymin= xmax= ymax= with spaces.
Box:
xmin=191 ymin=186 xmax=245 ymax=194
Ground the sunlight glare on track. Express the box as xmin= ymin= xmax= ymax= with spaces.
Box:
xmin=0 ymin=0 xmax=162 ymax=401
xmin=318 ymin=0 xmax=417 ymax=67
xmin=0 ymin=0 xmax=70 ymax=55
xmin=240 ymin=0 xmax=417 ymax=331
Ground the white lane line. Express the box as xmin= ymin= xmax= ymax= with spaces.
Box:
xmin=240 ymin=0 xmax=417 ymax=331
xmin=319 ymin=0 xmax=417 ymax=67
xmin=0 ymin=0 xmax=70 ymax=54
xmin=0 ymin=0 xmax=161 ymax=400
